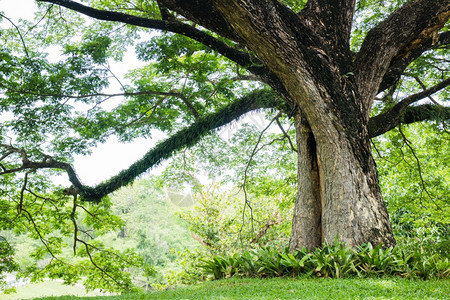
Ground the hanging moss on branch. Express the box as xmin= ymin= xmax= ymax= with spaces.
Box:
xmin=78 ymin=89 xmax=284 ymax=202
xmin=402 ymin=104 xmax=450 ymax=125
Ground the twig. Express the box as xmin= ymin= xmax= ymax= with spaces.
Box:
xmin=105 ymin=62 xmax=126 ymax=91
xmin=239 ymin=112 xmax=281 ymax=246
xmin=0 ymin=13 xmax=29 ymax=57
xmin=275 ymin=117 xmax=297 ymax=152
xmin=20 ymin=207 xmax=74 ymax=267
xmin=250 ymin=212 xmax=279 ymax=244
xmin=70 ymin=195 xmax=78 ymax=255
xmin=397 ymin=125 xmax=441 ymax=210
xmin=77 ymin=239 xmax=125 ymax=289
xmin=410 ymin=75 xmax=440 ymax=105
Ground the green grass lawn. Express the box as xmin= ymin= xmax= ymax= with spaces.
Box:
xmin=31 ymin=277 xmax=449 ymax=300
xmin=1 ymin=280 xmax=108 ymax=300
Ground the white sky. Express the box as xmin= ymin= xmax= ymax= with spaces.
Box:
xmin=0 ymin=0 xmax=35 ymax=20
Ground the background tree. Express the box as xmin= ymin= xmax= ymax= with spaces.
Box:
xmin=0 ymin=1 xmax=448 ymax=287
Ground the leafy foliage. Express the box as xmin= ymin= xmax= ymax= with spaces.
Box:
xmin=107 ymin=179 xmax=197 ymax=283
xmin=198 ymin=241 xmax=450 ymax=281
xmin=373 ymin=122 xmax=449 ymax=246
xmin=0 ymin=237 xmax=18 ymax=293
xmin=165 ymin=182 xmax=294 ymax=285
xmin=3 ymin=191 xmax=146 ymax=293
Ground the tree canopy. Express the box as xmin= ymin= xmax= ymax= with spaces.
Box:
xmin=0 ymin=0 xmax=448 ymax=292
xmin=1 ymin=0 xmax=447 ymax=200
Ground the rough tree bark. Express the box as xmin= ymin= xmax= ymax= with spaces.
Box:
xmin=289 ymin=111 xmax=322 ymax=249
xmin=36 ymin=0 xmax=450 ymax=249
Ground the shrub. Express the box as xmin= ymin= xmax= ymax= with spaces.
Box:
xmin=356 ymin=243 xmax=398 ymax=276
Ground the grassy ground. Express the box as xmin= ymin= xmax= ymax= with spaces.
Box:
xmin=1 ymin=280 xmax=108 ymax=300
xmin=32 ymin=277 xmax=449 ymax=300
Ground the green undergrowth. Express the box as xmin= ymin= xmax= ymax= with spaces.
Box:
xmin=36 ymin=277 xmax=450 ymax=299
xmin=198 ymin=242 xmax=449 ymax=281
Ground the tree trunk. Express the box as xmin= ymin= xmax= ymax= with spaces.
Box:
xmin=289 ymin=111 xmax=322 ymax=250
xmin=289 ymin=102 xmax=396 ymax=250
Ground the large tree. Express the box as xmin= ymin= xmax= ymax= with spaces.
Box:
xmin=1 ymin=0 xmax=449 ymax=261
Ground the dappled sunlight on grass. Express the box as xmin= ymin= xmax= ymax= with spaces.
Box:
xmin=371 ymin=279 xmax=397 ymax=288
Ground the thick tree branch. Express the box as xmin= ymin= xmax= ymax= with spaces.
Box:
xmin=156 ymin=0 xmax=172 ymax=21
xmin=369 ymin=104 xmax=450 ymax=138
xmin=355 ymin=0 xmax=450 ymax=106
xmin=36 ymin=0 xmax=245 ymax=62
xmin=368 ymin=78 xmax=450 ymax=137
xmin=159 ymin=0 xmax=240 ymax=42
xmin=78 ymin=90 xmax=282 ymax=202
xmin=37 ymin=0 xmax=267 ymax=81
xmin=2 ymin=90 xmax=283 ymax=203
xmin=35 ymin=0 xmax=284 ymax=91
xmin=401 ymin=104 xmax=450 ymax=126
xmin=0 ymin=144 xmax=84 ymax=191
xmin=379 ymin=31 xmax=450 ymax=93
xmin=301 ymin=0 xmax=355 ymax=54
